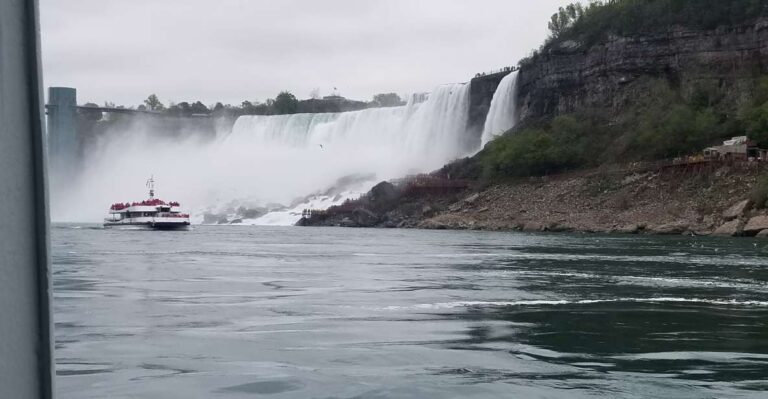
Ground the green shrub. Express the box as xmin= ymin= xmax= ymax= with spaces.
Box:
xmin=739 ymin=78 xmax=768 ymax=147
xmin=632 ymin=104 xmax=722 ymax=159
xmin=479 ymin=79 xmax=737 ymax=181
xmin=481 ymin=115 xmax=609 ymax=179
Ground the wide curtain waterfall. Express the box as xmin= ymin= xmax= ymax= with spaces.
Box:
xmin=54 ymin=83 xmax=473 ymax=223
xmin=481 ymin=71 xmax=519 ymax=146
xmin=229 ymin=83 xmax=471 ymax=175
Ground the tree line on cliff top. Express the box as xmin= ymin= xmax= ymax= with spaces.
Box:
xmin=549 ymin=0 xmax=766 ymax=44
xmin=518 ymin=0 xmax=767 ymax=68
xmin=138 ymin=91 xmax=301 ymax=117
xmin=93 ymin=90 xmax=405 ymax=120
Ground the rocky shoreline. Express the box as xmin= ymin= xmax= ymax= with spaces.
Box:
xmin=299 ymin=163 xmax=768 ymax=238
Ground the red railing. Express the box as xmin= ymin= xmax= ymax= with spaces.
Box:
xmin=110 ymin=199 xmax=182 ymax=210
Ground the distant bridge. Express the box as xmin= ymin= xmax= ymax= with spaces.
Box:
xmin=45 ymin=87 xmax=211 ymax=175
xmin=44 ymin=104 xmax=164 ymax=115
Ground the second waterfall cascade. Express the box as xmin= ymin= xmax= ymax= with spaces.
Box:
xmin=481 ymin=71 xmax=519 ymax=146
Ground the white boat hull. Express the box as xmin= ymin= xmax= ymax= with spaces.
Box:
xmin=105 ymin=179 xmax=189 ymax=231
xmin=104 ymin=217 xmax=190 ymax=230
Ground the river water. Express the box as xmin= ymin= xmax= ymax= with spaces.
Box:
xmin=52 ymin=225 xmax=768 ymax=398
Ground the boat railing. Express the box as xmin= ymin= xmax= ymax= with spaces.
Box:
xmin=110 ymin=200 xmax=182 ymax=210
xmin=155 ymin=212 xmax=190 ymax=218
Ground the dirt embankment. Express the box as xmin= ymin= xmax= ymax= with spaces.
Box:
xmin=301 ymin=163 xmax=768 ymax=237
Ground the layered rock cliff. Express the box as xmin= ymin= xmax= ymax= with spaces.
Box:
xmin=516 ymin=18 xmax=768 ymax=122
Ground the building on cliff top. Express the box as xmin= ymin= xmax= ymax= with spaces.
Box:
xmin=703 ymin=136 xmax=767 ymax=161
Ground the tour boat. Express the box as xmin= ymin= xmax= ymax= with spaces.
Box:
xmin=104 ymin=177 xmax=190 ymax=230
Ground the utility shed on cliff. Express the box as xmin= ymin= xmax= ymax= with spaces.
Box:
xmin=703 ymin=136 xmax=767 ymax=161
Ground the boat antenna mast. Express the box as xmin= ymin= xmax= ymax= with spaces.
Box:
xmin=146 ymin=175 xmax=155 ymax=199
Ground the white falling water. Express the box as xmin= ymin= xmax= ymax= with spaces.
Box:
xmin=229 ymin=83 xmax=470 ymax=173
xmin=481 ymin=71 xmax=519 ymax=146
xmin=55 ymin=83 xmax=472 ymax=224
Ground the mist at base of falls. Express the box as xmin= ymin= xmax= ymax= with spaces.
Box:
xmin=52 ymin=83 xmax=475 ymax=224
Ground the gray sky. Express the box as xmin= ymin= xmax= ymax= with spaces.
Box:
xmin=41 ymin=0 xmax=564 ymax=107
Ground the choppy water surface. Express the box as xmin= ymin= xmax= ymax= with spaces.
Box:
xmin=53 ymin=226 xmax=768 ymax=398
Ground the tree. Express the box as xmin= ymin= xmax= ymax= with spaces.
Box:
xmin=273 ymin=91 xmax=299 ymax=115
xmin=212 ymin=102 xmax=226 ymax=117
xmin=80 ymin=102 xmax=103 ymax=121
xmin=372 ymin=93 xmax=404 ymax=107
xmin=143 ymin=94 xmax=165 ymax=111
xmin=189 ymin=101 xmax=210 ymax=115
xmin=166 ymin=101 xmax=191 ymax=116
xmin=241 ymin=100 xmax=259 ymax=115
xmin=547 ymin=3 xmax=585 ymax=39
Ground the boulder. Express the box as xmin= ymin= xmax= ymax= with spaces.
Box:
xmin=463 ymin=193 xmax=481 ymax=205
xmin=546 ymin=223 xmax=574 ymax=233
xmin=756 ymin=229 xmax=768 ymax=238
xmin=419 ymin=220 xmax=448 ymax=230
xmin=340 ymin=217 xmax=357 ymax=228
xmin=238 ymin=206 xmax=267 ymax=219
xmin=522 ymin=222 xmax=545 ymax=232
xmin=368 ymin=181 xmax=399 ymax=205
xmin=722 ymin=200 xmax=751 ymax=221
xmin=649 ymin=221 xmax=690 ymax=235
xmin=584 ymin=226 xmax=611 ymax=234
xmin=743 ymin=215 xmax=768 ymax=236
xmin=616 ymin=223 xmax=641 ymax=234
xmin=352 ymin=208 xmax=379 ymax=227
xmin=382 ymin=221 xmax=397 ymax=228
xmin=203 ymin=212 xmax=230 ymax=225
xmin=711 ymin=220 xmax=742 ymax=237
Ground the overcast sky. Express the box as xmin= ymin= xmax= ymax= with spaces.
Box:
xmin=40 ymin=0 xmax=564 ymax=107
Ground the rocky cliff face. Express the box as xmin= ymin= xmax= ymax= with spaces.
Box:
xmin=516 ymin=19 xmax=768 ymax=122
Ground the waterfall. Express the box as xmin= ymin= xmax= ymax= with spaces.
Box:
xmin=229 ymin=83 xmax=470 ymax=168
xmin=481 ymin=71 xmax=519 ymax=146
xmin=55 ymin=83 xmax=472 ymax=224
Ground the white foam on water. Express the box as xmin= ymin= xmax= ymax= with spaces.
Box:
xmin=235 ymin=185 xmax=371 ymax=226
xmin=380 ymin=297 xmax=768 ymax=311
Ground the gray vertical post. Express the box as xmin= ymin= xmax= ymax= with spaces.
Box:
xmin=47 ymin=87 xmax=78 ymax=173
xmin=0 ymin=0 xmax=55 ymax=399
